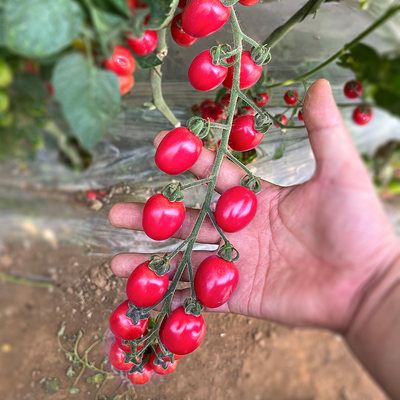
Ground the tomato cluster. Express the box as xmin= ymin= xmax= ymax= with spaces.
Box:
xmin=343 ymin=80 xmax=373 ymax=125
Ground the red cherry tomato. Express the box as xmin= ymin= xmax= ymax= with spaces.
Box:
xmin=127 ymin=362 xmax=153 ymax=384
xmin=344 ymin=80 xmax=362 ymax=99
xmin=274 ymin=114 xmax=288 ymax=127
xmin=178 ymin=0 xmax=187 ymax=7
xmin=109 ymin=340 xmax=134 ymax=371
xmin=109 ymin=300 xmax=149 ymax=340
xmin=298 ymin=110 xmax=304 ymax=122
xmin=104 ymin=45 xmax=136 ymax=77
xmin=127 ymin=0 xmax=146 ymax=8
xmin=171 ymin=14 xmax=197 ymax=47
xmin=159 ymin=306 xmax=206 ymax=355
xmin=126 ymin=261 xmax=169 ymax=308
xmin=149 ymin=352 xmax=179 ymax=375
xmin=194 ymin=255 xmax=239 ymax=308
xmin=116 ymin=332 xmax=147 ymax=352
xmin=154 ymin=344 xmax=182 ymax=361
xmin=155 ymin=127 xmax=203 ymax=175
xmin=254 ymin=92 xmax=269 ymax=106
xmin=229 ymin=115 xmax=263 ymax=151
xmin=223 ymin=50 xmax=262 ymax=90
xmin=284 ymin=90 xmax=299 ymax=106
xmin=118 ymin=74 xmax=135 ymax=95
xmin=239 ymin=0 xmax=259 ymax=4
xmin=142 ymin=194 xmax=186 ymax=241
xmin=127 ymin=30 xmax=158 ymax=56
xmin=215 ymin=186 xmax=257 ymax=233
xmin=220 ymin=93 xmax=231 ymax=107
xmin=352 ymin=106 xmax=372 ymax=125
xmin=181 ymin=0 xmax=230 ymax=38
xmin=188 ymin=50 xmax=228 ymax=91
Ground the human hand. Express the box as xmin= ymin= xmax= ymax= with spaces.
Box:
xmin=109 ymin=79 xmax=399 ymax=333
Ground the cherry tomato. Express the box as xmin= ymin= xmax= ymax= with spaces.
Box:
xmin=104 ymin=45 xmax=136 ymax=76
xmin=274 ymin=114 xmax=288 ymax=127
xmin=223 ymin=51 xmax=262 ymax=90
xmin=215 ymin=186 xmax=257 ymax=233
xmin=194 ymin=255 xmax=239 ymax=308
xmin=142 ymin=194 xmax=185 ymax=241
xmin=154 ymin=344 xmax=183 ymax=361
xmin=188 ymin=49 xmax=228 ymax=91
xmin=149 ymin=352 xmax=179 ymax=375
xmin=116 ymin=332 xmax=147 ymax=352
xmin=155 ymin=127 xmax=203 ymax=175
xmin=298 ymin=110 xmax=304 ymax=122
xmin=238 ymin=106 xmax=255 ymax=116
xmin=171 ymin=14 xmax=197 ymax=47
xmin=110 ymin=300 xmax=149 ymax=340
xmin=239 ymin=0 xmax=259 ymax=5
xmin=181 ymin=0 xmax=230 ymax=38
xmin=159 ymin=306 xmax=206 ymax=355
xmin=178 ymin=0 xmax=187 ymax=7
xmin=220 ymin=93 xmax=231 ymax=107
xmin=229 ymin=115 xmax=263 ymax=151
xmin=283 ymin=90 xmax=299 ymax=106
xmin=109 ymin=340 xmax=134 ymax=371
xmin=344 ymin=80 xmax=362 ymax=99
xmin=118 ymin=74 xmax=135 ymax=95
xmin=254 ymin=92 xmax=269 ymax=106
xmin=126 ymin=261 xmax=169 ymax=308
xmin=128 ymin=361 xmax=153 ymax=384
xmin=127 ymin=30 xmax=158 ymax=56
xmin=352 ymin=106 xmax=372 ymax=125
xmin=212 ymin=103 xmax=225 ymax=120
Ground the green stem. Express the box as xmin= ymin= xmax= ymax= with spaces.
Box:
xmin=0 ymin=272 xmax=54 ymax=289
xmin=266 ymin=5 xmax=400 ymax=88
xmin=150 ymin=28 xmax=180 ymax=127
xmin=263 ymin=0 xmax=325 ymax=49
xmin=207 ymin=210 xmax=228 ymax=244
xmin=225 ymin=150 xmax=254 ymax=177
xmin=181 ymin=178 xmax=211 ymax=190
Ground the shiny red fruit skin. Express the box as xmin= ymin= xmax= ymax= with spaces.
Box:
xmin=223 ymin=51 xmax=262 ymax=90
xmin=352 ymin=106 xmax=372 ymax=125
xmin=344 ymin=80 xmax=362 ymax=99
xmin=254 ymin=92 xmax=269 ymax=106
xmin=181 ymin=0 xmax=230 ymax=38
xmin=298 ymin=110 xmax=304 ymax=122
xmin=155 ymin=127 xmax=203 ymax=175
xmin=239 ymin=0 xmax=259 ymax=4
xmin=171 ymin=14 xmax=197 ymax=47
xmin=284 ymin=90 xmax=299 ymax=105
xmin=127 ymin=30 xmax=158 ymax=56
xmin=109 ymin=300 xmax=149 ymax=340
xmin=149 ymin=353 xmax=179 ymax=375
xmin=104 ymin=45 xmax=136 ymax=76
xmin=194 ymin=255 xmax=239 ymax=308
xmin=142 ymin=194 xmax=185 ymax=241
xmin=159 ymin=306 xmax=206 ymax=355
xmin=109 ymin=340 xmax=133 ymax=371
xmin=229 ymin=115 xmax=263 ymax=151
xmin=188 ymin=50 xmax=228 ymax=91
xmin=118 ymin=74 xmax=134 ymax=95
xmin=215 ymin=186 xmax=257 ymax=233
xmin=274 ymin=114 xmax=288 ymax=127
xmin=128 ymin=362 xmax=153 ymax=384
xmin=126 ymin=261 xmax=169 ymax=308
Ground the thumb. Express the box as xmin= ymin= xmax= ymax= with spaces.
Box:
xmin=303 ymin=79 xmax=361 ymax=178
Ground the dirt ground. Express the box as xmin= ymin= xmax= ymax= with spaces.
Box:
xmin=0 ymin=238 xmax=389 ymax=400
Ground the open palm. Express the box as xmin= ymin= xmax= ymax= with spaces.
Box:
xmin=109 ymin=80 xmax=399 ymax=333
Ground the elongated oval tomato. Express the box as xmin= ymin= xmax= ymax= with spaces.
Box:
xmin=229 ymin=115 xmax=263 ymax=151
xmin=155 ymin=127 xmax=203 ymax=175
xmin=194 ymin=255 xmax=239 ymax=308
xmin=109 ymin=340 xmax=133 ymax=371
xmin=149 ymin=352 xmax=179 ymax=375
xmin=188 ymin=50 xmax=228 ymax=91
xmin=171 ymin=14 xmax=197 ymax=47
xmin=159 ymin=306 xmax=206 ymax=355
xmin=142 ymin=194 xmax=185 ymax=240
xmin=128 ymin=362 xmax=153 ymax=384
xmin=223 ymin=50 xmax=262 ymax=90
xmin=126 ymin=261 xmax=169 ymax=308
xmin=127 ymin=30 xmax=158 ymax=56
xmin=109 ymin=300 xmax=149 ymax=340
xmin=104 ymin=45 xmax=136 ymax=76
xmin=215 ymin=186 xmax=257 ymax=232
xmin=181 ymin=0 xmax=230 ymax=38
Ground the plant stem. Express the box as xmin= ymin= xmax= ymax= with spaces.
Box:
xmin=266 ymin=5 xmax=400 ymax=89
xmin=0 ymin=272 xmax=54 ymax=289
xmin=263 ymin=0 xmax=325 ymax=49
xmin=181 ymin=178 xmax=211 ymax=190
xmin=150 ymin=28 xmax=180 ymax=127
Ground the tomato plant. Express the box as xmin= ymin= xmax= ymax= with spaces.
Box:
xmin=149 ymin=353 xmax=179 ymax=375
xmin=171 ymin=13 xmax=197 ymax=47
xmin=127 ymin=362 xmax=153 ymax=384
xmin=109 ymin=340 xmax=134 ymax=371
xmin=127 ymin=30 xmax=158 ymax=56
xmin=229 ymin=115 xmax=264 ymax=151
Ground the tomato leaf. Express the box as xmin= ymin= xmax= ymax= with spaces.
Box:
xmin=135 ymin=53 xmax=162 ymax=69
xmin=142 ymin=0 xmax=179 ymax=30
xmin=3 ymin=0 xmax=84 ymax=57
xmin=53 ymin=52 xmax=121 ymax=149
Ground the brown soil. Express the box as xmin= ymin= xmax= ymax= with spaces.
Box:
xmin=0 ymin=242 xmax=388 ymax=400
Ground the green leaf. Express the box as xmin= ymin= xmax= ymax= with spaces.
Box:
xmin=135 ymin=53 xmax=162 ymax=69
xmin=53 ymin=52 xmax=121 ymax=149
xmin=142 ymin=0 xmax=179 ymax=30
xmin=3 ymin=0 xmax=84 ymax=57
xmin=90 ymin=6 xmax=125 ymax=36
xmin=375 ymin=89 xmax=400 ymax=117
xmin=12 ymin=73 xmax=46 ymax=100
xmin=70 ymin=387 xmax=80 ymax=395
